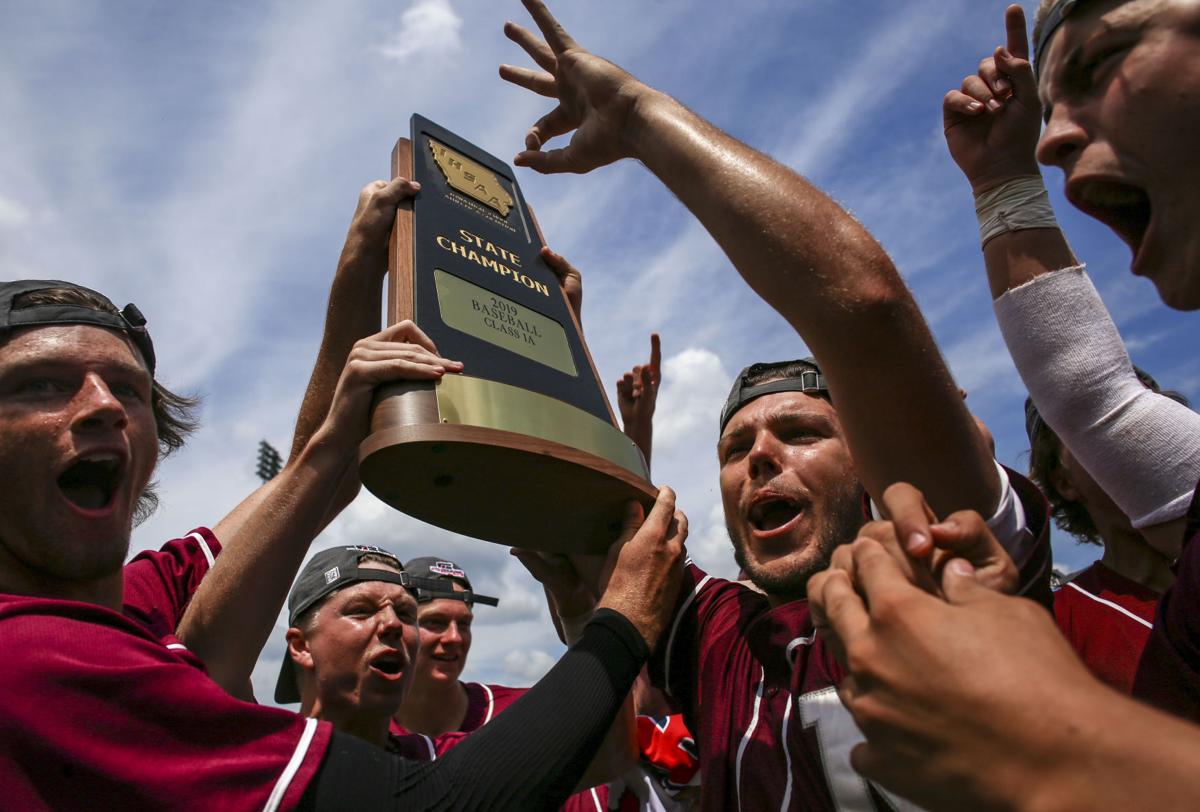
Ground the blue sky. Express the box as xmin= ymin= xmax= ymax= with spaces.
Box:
xmin=3 ymin=0 xmax=1197 ymax=701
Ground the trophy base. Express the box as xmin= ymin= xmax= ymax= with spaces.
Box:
xmin=359 ymin=378 xmax=657 ymax=554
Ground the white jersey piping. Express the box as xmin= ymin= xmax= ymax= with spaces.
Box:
xmin=263 ymin=717 xmax=318 ymax=812
xmin=481 ymin=683 xmax=496 ymax=725
xmin=778 ymin=692 xmax=795 ymax=812
xmin=188 ymin=532 xmax=216 ymax=569
xmin=734 ymin=667 xmax=766 ymax=812
xmin=1064 ymin=581 xmax=1153 ymax=629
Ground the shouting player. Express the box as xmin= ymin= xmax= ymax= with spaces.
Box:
xmin=499 ymin=2 xmax=1050 ymax=809
xmin=941 ymin=0 xmax=1200 ymax=693
xmin=805 ymin=3 xmax=1200 ymax=810
xmin=0 ymin=276 xmax=684 ymax=805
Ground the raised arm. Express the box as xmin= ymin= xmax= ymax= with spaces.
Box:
xmin=943 ymin=5 xmax=1076 ymax=296
xmin=616 ymin=333 xmax=660 ymax=471
xmin=499 ymin=0 xmax=997 ymax=519
xmin=512 ymin=547 xmax=638 ymax=788
xmin=176 ymin=178 xmax=463 ymax=694
xmin=945 ymin=5 xmax=1199 ymax=553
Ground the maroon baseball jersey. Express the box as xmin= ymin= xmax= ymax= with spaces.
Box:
xmin=391 ymin=682 xmax=608 ymax=811
xmin=391 ymin=681 xmax=525 ymax=737
xmin=1053 ymin=561 xmax=1157 ymax=693
xmin=0 ymin=530 xmax=333 ymax=810
xmin=123 ymin=528 xmax=221 ymax=651
xmin=650 ymin=475 xmax=1051 ymax=811
xmin=1133 ymin=481 xmax=1200 ymax=721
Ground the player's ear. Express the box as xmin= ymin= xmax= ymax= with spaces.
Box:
xmin=286 ymin=627 xmax=315 ymax=670
xmin=1048 ymin=451 xmax=1082 ymax=502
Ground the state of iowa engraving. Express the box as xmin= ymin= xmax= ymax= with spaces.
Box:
xmin=428 ymin=138 xmax=514 ymax=217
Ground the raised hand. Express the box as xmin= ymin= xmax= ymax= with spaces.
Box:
xmin=616 ymin=333 xmax=661 ymax=468
xmin=541 ymin=245 xmax=583 ymax=319
xmin=500 ymin=0 xmax=651 ymax=174
xmin=807 ymin=539 xmax=1108 ymax=811
xmin=816 ymin=481 xmax=1020 ymax=616
xmin=875 ymin=482 xmax=1019 ymax=595
xmin=596 ymin=488 xmax=687 ymax=649
xmin=338 ymin=177 xmax=423 ymax=278
xmin=319 ymin=320 xmax=462 ymax=451
xmin=943 ymin=5 xmax=1043 ymax=192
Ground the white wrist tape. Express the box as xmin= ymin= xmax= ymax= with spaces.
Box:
xmin=559 ymin=610 xmax=593 ymax=646
xmin=974 ymin=175 xmax=1060 ymax=248
xmin=994 ymin=266 xmax=1200 ymax=527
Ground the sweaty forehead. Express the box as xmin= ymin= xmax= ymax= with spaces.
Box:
xmin=420 ymin=594 xmax=474 ymax=619
xmin=0 ymin=324 xmax=146 ymax=372
xmin=1039 ymin=0 xmax=1166 ymax=95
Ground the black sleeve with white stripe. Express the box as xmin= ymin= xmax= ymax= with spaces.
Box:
xmin=299 ymin=609 xmax=647 ymax=812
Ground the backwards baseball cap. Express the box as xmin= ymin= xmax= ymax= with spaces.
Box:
xmin=0 ymin=280 xmax=156 ymax=374
xmin=403 ymin=556 xmax=499 ymax=607
xmin=275 ymin=545 xmax=445 ymax=704
xmin=1034 ymin=0 xmax=1094 ymax=77
xmin=719 ymin=357 xmax=828 ymax=434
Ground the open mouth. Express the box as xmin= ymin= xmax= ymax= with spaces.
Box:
xmin=1068 ymin=180 xmax=1151 ymax=259
xmin=57 ymin=454 xmax=123 ymax=512
xmin=748 ymin=495 xmax=802 ymax=534
xmin=369 ymin=652 xmax=405 ymax=677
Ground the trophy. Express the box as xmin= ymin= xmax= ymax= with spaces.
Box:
xmin=359 ymin=115 xmax=656 ymax=553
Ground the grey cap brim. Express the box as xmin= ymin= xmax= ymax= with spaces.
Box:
xmin=274 ymin=650 xmax=301 ymax=704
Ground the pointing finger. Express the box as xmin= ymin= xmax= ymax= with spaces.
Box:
xmin=1005 ymin=4 xmax=1030 ymax=62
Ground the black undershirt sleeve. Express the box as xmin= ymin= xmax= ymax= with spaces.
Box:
xmin=299 ymin=608 xmax=647 ymax=812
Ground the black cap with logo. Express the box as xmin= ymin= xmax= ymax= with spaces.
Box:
xmin=0 ymin=279 xmax=157 ymax=374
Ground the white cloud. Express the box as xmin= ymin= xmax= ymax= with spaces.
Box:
xmin=379 ymin=0 xmax=463 ymax=63
xmin=655 ymin=347 xmax=732 ymax=453
xmin=502 ymin=648 xmax=556 ymax=683
xmin=6 ymin=0 xmax=1190 ymax=707
xmin=690 ymin=500 xmax=736 ymax=579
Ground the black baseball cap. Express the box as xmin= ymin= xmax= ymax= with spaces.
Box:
xmin=403 ymin=557 xmax=499 ymax=607
xmin=0 ymin=279 xmax=157 ymax=374
xmin=275 ymin=545 xmax=435 ymax=704
xmin=719 ymin=357 xmax=828 ymax=434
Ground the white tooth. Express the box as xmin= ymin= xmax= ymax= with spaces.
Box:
xmin=83 ymin=452 xmax=120 ymax=463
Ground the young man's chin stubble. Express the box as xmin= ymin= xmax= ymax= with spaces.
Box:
xmin=729 ymin=487 xmax=864 ymax=601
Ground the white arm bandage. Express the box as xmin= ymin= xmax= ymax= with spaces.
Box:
xmin=994 ymin=266 xmax=1200 ymax=528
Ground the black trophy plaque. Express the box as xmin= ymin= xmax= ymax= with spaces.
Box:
xmin=359 ymin=115 xmax=655 ymax=553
